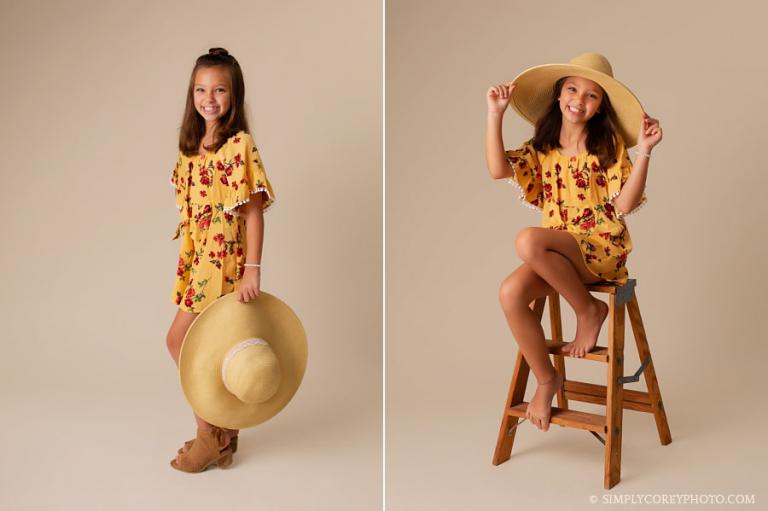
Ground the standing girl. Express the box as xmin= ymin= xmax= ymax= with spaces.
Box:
xmin=166 ymin=47 xmax=275 ymax=471
xmin=485 ymin=53 xmax=662 ymax=432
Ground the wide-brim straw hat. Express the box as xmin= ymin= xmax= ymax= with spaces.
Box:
xmin=179 ymin=291 xmax=308 ymax=430
xmin=509 ymin=52 xmax=645 ymax=147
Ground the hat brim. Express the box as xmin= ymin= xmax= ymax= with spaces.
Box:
xmin=509 ymin=63 xmax=645 ymax=147
xmin=179 ymin=292 xmax=308 ymax=429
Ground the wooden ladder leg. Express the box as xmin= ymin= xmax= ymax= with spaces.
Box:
xmin=627 ymin=294 xmax=672 ymax=445
xmin=604 ymin=294 xmax=625 ymax=489
xmin=548 ymin=293 xmax=569 ymax=413
xmin=493 ymin=297 xmax=546 ymax=465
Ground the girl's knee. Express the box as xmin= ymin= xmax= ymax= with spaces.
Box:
xmin=499 ymin=273 xmax=526 ymax=308
xmin=514 ymin=227 xmax=541 ymax=262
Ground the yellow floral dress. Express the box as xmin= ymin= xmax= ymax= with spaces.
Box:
xmin=505 ymin=137 xmax=647 ymax=285
xmin=170 ymin=130 xmax=275 ymax=313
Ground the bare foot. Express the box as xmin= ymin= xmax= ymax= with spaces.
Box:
xmin=562 ymin=298 xmax=608 ymax=358
xmin=525 ymin=371 xmax=564 ymax=432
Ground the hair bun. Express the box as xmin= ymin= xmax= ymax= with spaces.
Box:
xmin=208 ymin=47 xmax=230 ymax=57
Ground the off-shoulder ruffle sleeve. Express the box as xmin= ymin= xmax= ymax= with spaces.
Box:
xmin=222 ymin=133 xmax=275 ymax=214
xmin=606 ymin=140 xmax=648 ymax=219
xmin=504 ymin=139 xmax=543 ymax=211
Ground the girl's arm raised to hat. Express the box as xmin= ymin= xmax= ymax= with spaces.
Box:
xmin=486 ymin=83 xmax=515 ymax=179
xmin=486 ymin=111 xmax=514 ymax=179
xmin=612 ymin=151 xmax=649 ymax=215
xmin=612 ymin=115 xmax=662 ymax=214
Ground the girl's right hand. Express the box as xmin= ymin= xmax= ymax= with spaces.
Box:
xmin=487 ymin=82 xmax=515 ymax=115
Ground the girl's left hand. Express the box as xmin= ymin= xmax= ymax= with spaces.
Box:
xmin=637 ymin=113 xmax=663 ymax=151
xmin=237 ymin=267 xmax=260 ymax=303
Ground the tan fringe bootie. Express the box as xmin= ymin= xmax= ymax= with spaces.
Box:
xmin=170 ymin=425 xmax=234 ymax=473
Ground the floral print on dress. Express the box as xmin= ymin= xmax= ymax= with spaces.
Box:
xmin=169 ymin=131 xmax=275 ymax=313
xmin=505 ymin=137 xmax=646 ymax=284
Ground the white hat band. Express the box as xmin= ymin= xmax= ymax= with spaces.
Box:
xmin=221 ymin=338 xmax=270 ymax=393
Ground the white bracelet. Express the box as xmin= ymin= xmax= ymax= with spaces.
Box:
xmin=243 ymin=263 xmax=261 ymax=268
xmin=635 ymin=150 xmax=651 ymax=159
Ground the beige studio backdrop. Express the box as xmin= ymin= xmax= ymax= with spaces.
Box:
xmin=0 ymin=0 xmax=381 ymax=510
xmin=387 ymin=0 xmax=766 ymax=509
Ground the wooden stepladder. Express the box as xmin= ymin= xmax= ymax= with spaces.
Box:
xmin=492 ymin=279 xmax=672 ymax=489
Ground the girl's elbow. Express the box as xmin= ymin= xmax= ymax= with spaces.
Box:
xmin=487 ymin=163 xmax=512 ymax=180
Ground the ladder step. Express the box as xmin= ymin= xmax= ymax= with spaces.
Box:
xmin=507 ymin=403 xmax=606 ymax=433
xmin=546 ymin=340 xmax=608 ymax=362
xmin=564 ymin=381 xmax=654 ymax=413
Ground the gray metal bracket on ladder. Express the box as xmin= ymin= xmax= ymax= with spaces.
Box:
xmin=589 ymin=431 xmax=606 ymax=445
xmin=618 ymin=356 xmax=651 ymax=385
xmin=614 ymin=278 xmax=636 ymax=306
xmin=507 ymin=418 xmax=527 ymax=435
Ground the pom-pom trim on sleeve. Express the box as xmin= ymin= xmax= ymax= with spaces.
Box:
xmin=171 ymin=177 xmax=182 ymax=210
xmin=223 ymin=186 xmax=275 ymax=215
xmin=608 ymin=190 xmax=647 ymax=219
xmin=505 ymin=160 xmax=542 ymax=212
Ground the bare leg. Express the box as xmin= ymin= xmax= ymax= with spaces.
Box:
xmin=499 ymin=264 xmax=561 ymax=431
xmin=499 ymin=228 xmax=609 ymax=431
xmin=515 ymin=227 xmax=608 ymax=359
xmin=166 ymin=308 xmax=239 ymax=461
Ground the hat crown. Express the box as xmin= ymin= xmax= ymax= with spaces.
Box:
xmin=568 ymin=52 xmax=613 ymax=78
xmin=221 ymin=338 xmax=282 ymax=404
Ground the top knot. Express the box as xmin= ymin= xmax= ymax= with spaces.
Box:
xmin=208 ymin=47 xmax=230 ymax=57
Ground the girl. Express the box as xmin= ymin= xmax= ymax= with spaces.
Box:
xmin=485 ymin=53 xmax=662 ymax=432
xmin=166 ymin=47 xmax=275 ymax=471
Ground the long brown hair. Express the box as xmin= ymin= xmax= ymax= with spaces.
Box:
xmin=178 ymin=47 xmax=250 ymax=156
xmin=531 ymin=76 xmax=623 ymax=169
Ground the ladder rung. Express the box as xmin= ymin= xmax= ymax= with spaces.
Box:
xmin=546 ymin=340 xmax=608 ymax=362
xmin=564 ymin=380 xmax=653 ymax=412
xmin=507 ymin=403 xmax=606 ymax=433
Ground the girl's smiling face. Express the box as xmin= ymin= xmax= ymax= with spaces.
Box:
xmin=558 ymin=76 xmax=604 ymax=124
xmin=193 ymin=66 xmax=232 ymax=125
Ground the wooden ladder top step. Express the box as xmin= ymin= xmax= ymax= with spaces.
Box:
xmin=584 ymin=278 xmax=637 ymax=305
xmin=507 ymin=403 xmax=606 ymax=433
xmin=585 ymin=282 xmax=621 ymax=293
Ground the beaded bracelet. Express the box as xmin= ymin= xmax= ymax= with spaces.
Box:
xmin=244 ymin=263 xmax=261 ymax=268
